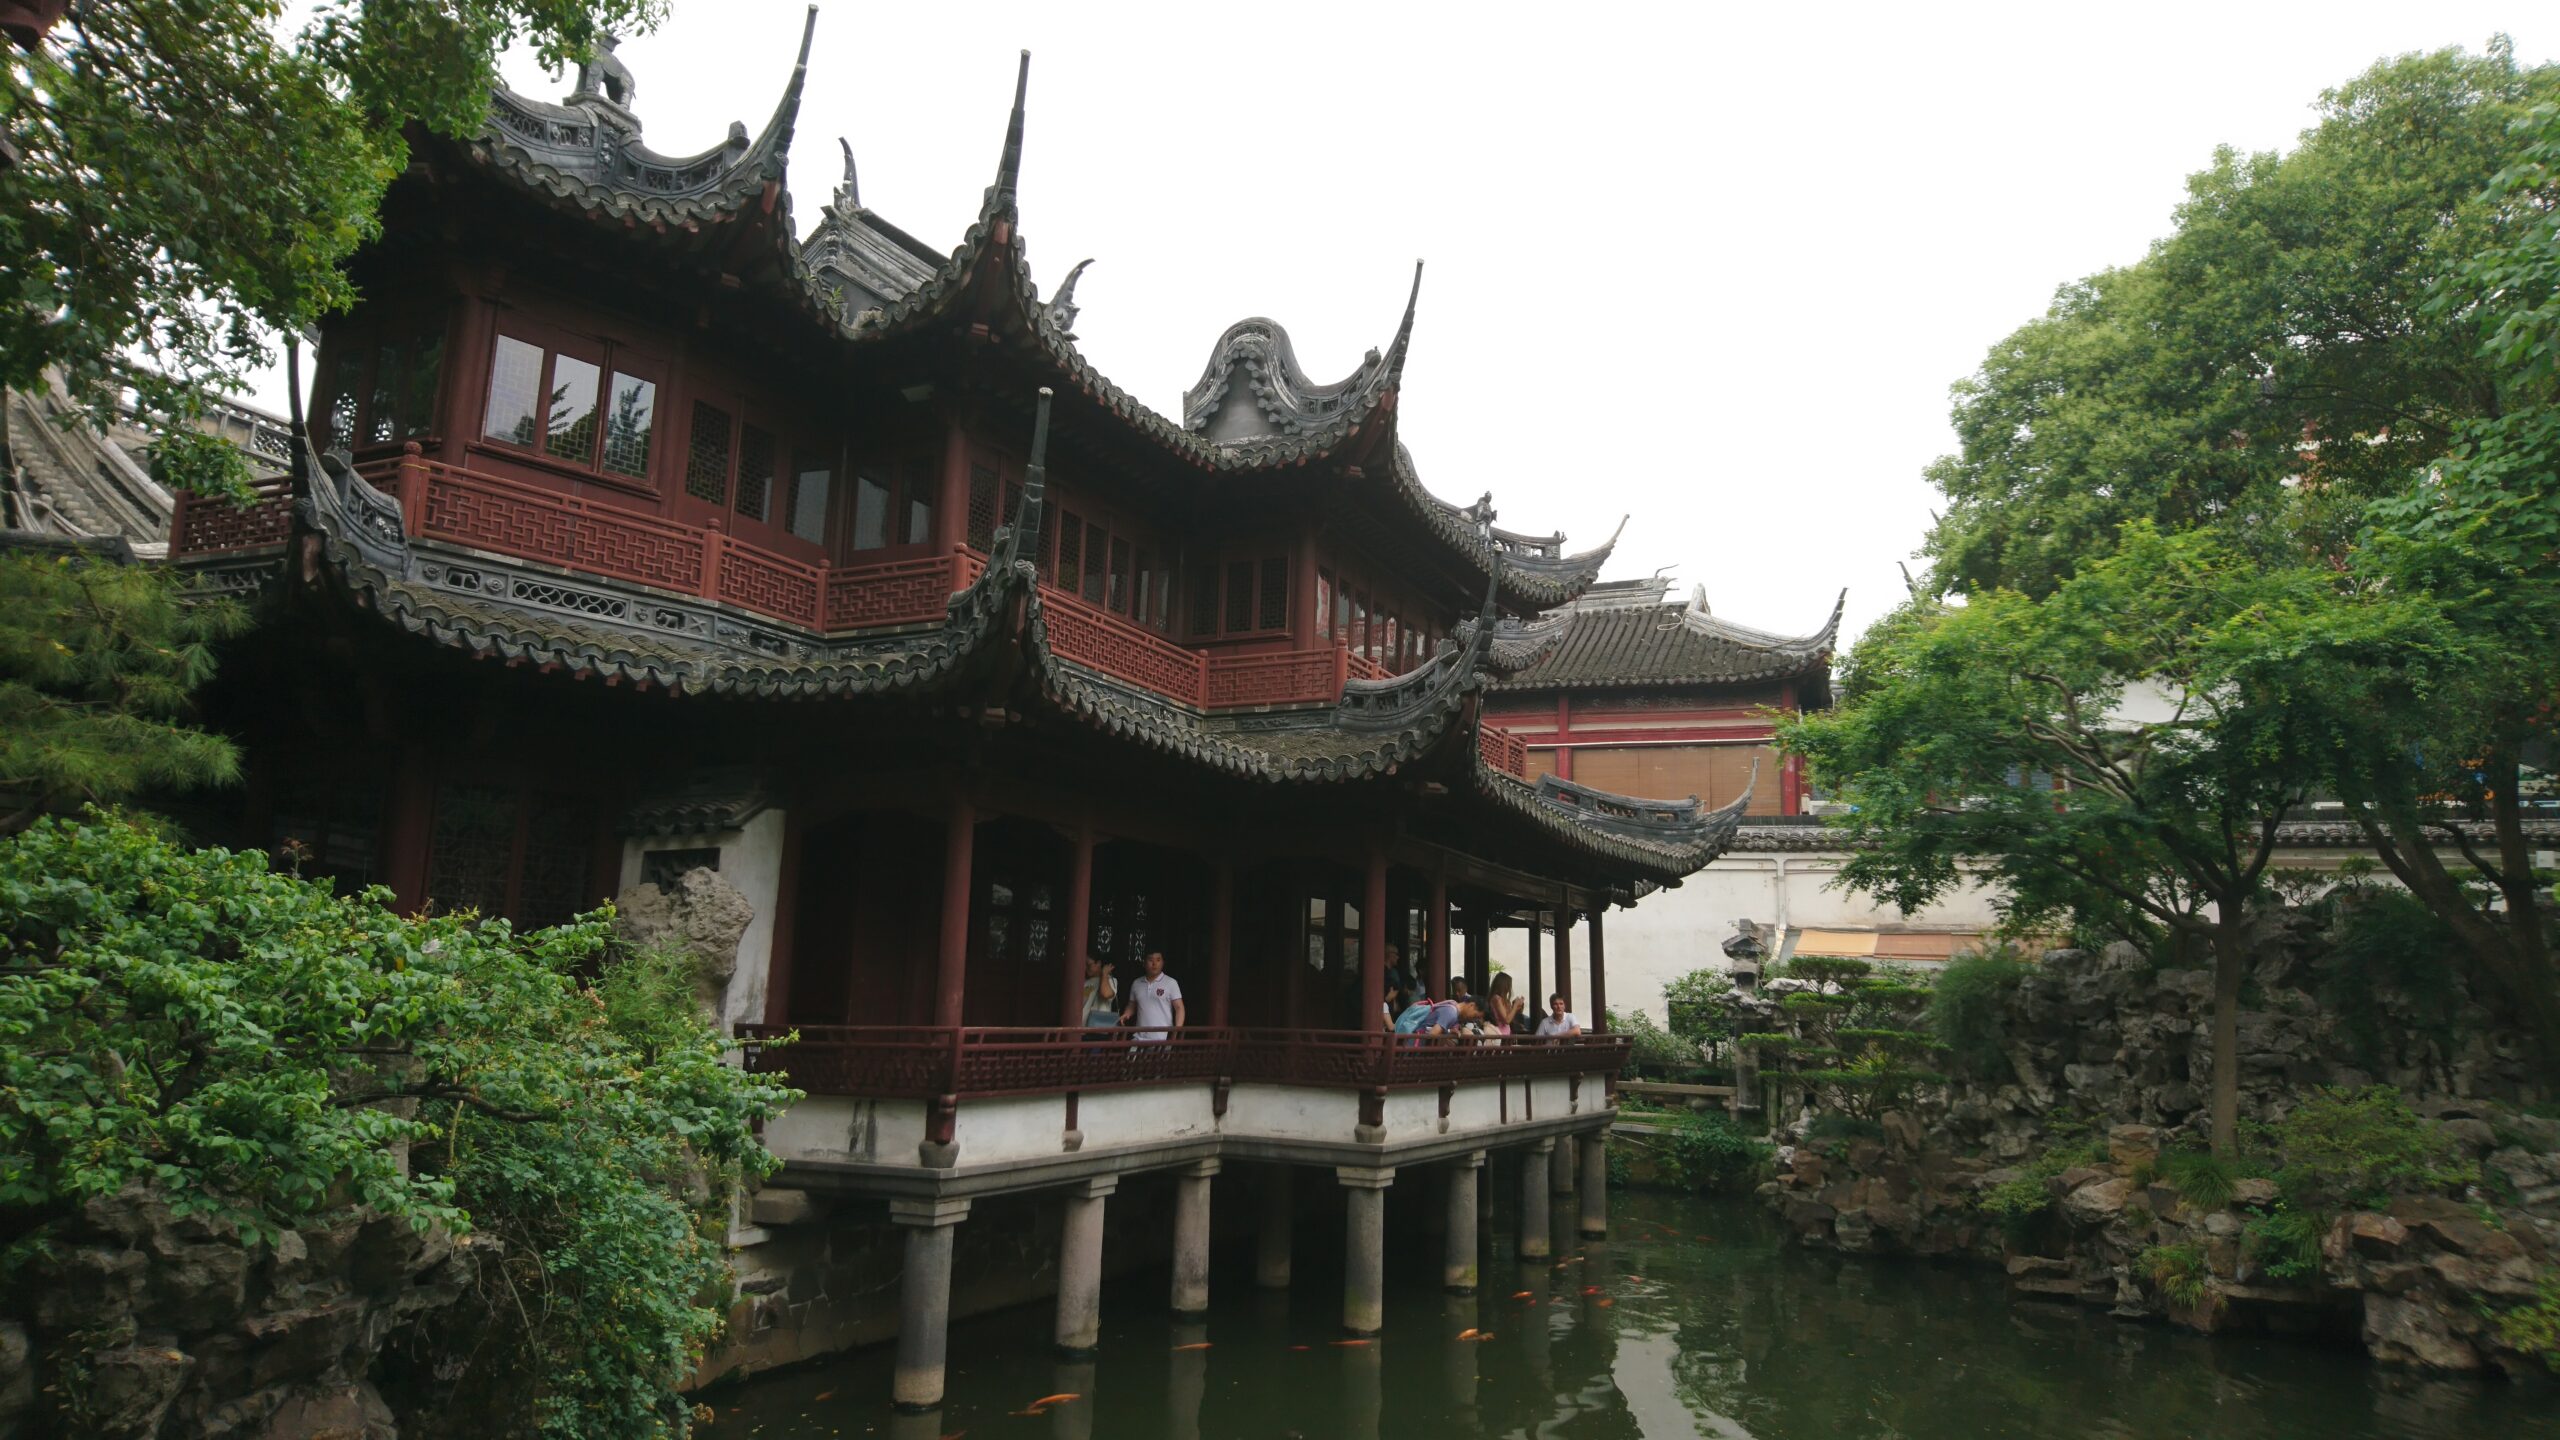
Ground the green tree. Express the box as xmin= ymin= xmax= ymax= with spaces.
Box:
xmin=0 ymin=546 xmax=246 ymax=833
xmin=0 ymin=0 xmax=661 ymax=494
xmin=1926 ymin=41 xmax=2559 ymax=597
xmin=1785 ymin=527 xmax=2460 ymax=1153
xmin=0 ymin=814 xmax=795 ymax=1437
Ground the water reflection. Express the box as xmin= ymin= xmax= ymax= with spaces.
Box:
xmin=704 ymin=1191 xmax=2560 ymax=1440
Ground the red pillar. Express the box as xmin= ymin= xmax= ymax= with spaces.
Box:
xmin=1360 ymin=844 xmax=1388 ymax=1030
xmin=1427 ymin=868 xmax=1450 ymax=997
xmin=935 ymin=421 xmax=970 ymax=551
xmin=1587 ymin=907 xmax=1608 ymax=1032
xmin=1526 ymin=911 xmax=1544 ymax=1017
xmin=382 ymin=747 xmax=435 ymax=915
xmin=1060 ymin=826 xmax=1094 ymax=1028
xmin=935 ymin=795 xmax=975 ymax=1030
xmin=1554 ymin=898 xmax=1575 ymax=1013
xmin=1209 ymin=857 xmax=1234 ymax=1028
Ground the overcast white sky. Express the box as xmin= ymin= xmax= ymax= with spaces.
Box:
xmin=255 ymin=2 xmax=2553 ymax=649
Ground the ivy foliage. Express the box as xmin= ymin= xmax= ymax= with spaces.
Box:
xmin=0 ymin=0 xmax=662 ymax=491
xmin=1928 ymin=947 xmax=2032 ymax=1080
xmin=0 ymin=549 xmax=246 ymax=835
xmin=0 ymin=814 xmax=798 ymax=1438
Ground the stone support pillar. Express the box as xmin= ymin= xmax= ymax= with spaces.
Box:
xmin=1054 ymin=1177 xmax=1116 ymax=1357
xmin=889 ymin=1197 xmax=971 ymax=1412
xmin=1517 ymin=1140 xmax=1552 ymax=1259
xmin=1256 ymin=1165 xmax=1292 ymax=1289
xmin=1171 ymin=1159 xmax=1219 ymax=1316
xmin=1048 ymin=1360 xmax=1095 ymax=1440
xmin=1443 ymin=1152 xmax=1483 ymax=1294
xmin=1579 ymin=1134 xmax=1608 ymax=1236
xmin=1553 ymin=1126 xmax=1577 ymax=1194
xmin=1338 ymin=1165 xmax=1396 ymax=1335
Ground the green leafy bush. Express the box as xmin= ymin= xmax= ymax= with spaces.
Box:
xmin=0 ymin=815 xmax=798 ymax=1438
xmin=1636 ymin=1112 xmax=1773 ymax=1193
xmin=2264 ymin=1086 xmax=2475 ymax=1211
xmin=2243 ymin=1206 xmax=2325 ymax=1280
xmin=1929 ymin=947 xmax=2032 ymax=1078
xmin=2315 ymin=887 xmax=2461 ymax=1068
xmin=1609 ymin=1007 xmax=1700 ymax=1079
xmin=2494 ymin=1268 xmax=2560 ymax=1373
xmin=2141 ymin=1243 xmax=2221 ymax=1313
xmin=2160 ymin=1148 xmax=2242 ymax=1210
xmin=1975 ymin=1130 xmax=2109 ymax=1230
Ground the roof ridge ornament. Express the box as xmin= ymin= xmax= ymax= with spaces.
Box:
xmin=835 ymin=136 xmax=860 ymax=210
xmin=1048 ymin=258 xmax=1093 ymax=338
xmin=988 ymin=49 xmax=1031 ymax=219
xmin=990 ymin=387 xmax=1052 ymax=576
xmin=568 ymin=31 xmax=641 ymax=135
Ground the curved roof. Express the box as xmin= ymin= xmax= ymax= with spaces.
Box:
xmin=1490 ymin=582 xmax=1843 ymax=694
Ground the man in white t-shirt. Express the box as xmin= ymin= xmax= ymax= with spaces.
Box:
xmin=1121 ymin=950 xmax=1185 ymax=1042
xmin=1534 ymin=993 xmax=1583 ymax=1038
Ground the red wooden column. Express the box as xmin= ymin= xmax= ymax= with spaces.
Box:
xmin=1587 ymin=907 xmax=1608 ymax=1032
xmin=1360 ymin=844 xmax=1388 ymax=1029
xmin=1059 ymin=826 xmax=1095 ymax=1027
xmin=1209 ymin=857 xmax=1235 ymax=1027
xmin=1426 ymin=867 xmax=1450 ymax=997
xmin=381 ymin=749 xmax=436 ymax=916
xmin=934 ymin=422 xmax=970 ymax=552
xmin=1526 ymin=910 xmax=1544 ymax=1018
xmin=1554 ymin=896 xmax=1575 ymax=1013
xmin=935 ymin=795 xmax=976 ymax=1030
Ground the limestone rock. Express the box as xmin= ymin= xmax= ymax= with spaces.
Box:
xmin=613 ymin=865 xmax=755 ymax=1014
xmin=2062 ymin=1177 xmax=2135 ymax=1227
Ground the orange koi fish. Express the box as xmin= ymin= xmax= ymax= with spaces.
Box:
xmin=1171 ymin=1341 xmax=1213 ymax=1352
xmin=1456 ymin=1328 xmax=1481 ymax=1340
xmin=1031 ymin=1393 xmax=1083 ymax=1406
xmin=1329 ymin=1338 xmax=1374 ymax=1348
xmin=1595 ymin=1298 xmax=1615 ymax=1308
xmin=1510 ymin=1290 xmax=1532 ymax=1300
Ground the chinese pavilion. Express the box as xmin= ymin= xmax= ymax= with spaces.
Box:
xmin=167 ymin=11 xmax=1749 ymax=1408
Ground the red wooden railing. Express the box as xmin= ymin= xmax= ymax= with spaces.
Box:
xmin=166 ymin=451 xmax=1456 ymax=720
xmin=734 ymin=1024 xmax=1628 ymax=1099
xmin=167 ymin=475 xmax=293 ymax=555
xmin=1479 ymin=721 xmax=1530 ymax=778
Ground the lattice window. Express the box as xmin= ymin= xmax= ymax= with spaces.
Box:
xmin=1224 ymin=560 xmax=1254 ymax=633
xmin=1057 ymin=513 xmax=1084 ymax=592
xmin=367 ymin=344 xmax=400 ymax=444
xmin=599 ymin=372 xmax=656 ymax=479
xmin=852 ymin=470 xmax=891 ymax=549
xmin=902 ymin=457 xmax=936 ymax=544
xmin=1107 ymin=536 xmax=1131 ymax=614
xmin=1257 ymin=555 xmax=1289 ymax=632
xmin=788 ymin=455 xmax=832 ymax=543
xmin=685 ymin=401 xmax=731 ymax=504
xmin=426 ymin=782 xmax=516 ymax=918
xmin=325 ymin=348 xmax=363 ymax=451
xmin=269 ymin=771 xmax=383 ymax=893
xmin=1189 ymin=564 xmax=1219 ymax=638
xmin=544 ymin=354 xmax=600 ymax=464
xmin=967 ymin=463 xmax=998 ymax=551
xmin=517 ymin=800 xmax=598 ymax=929
xmin=1132 ymin=546 xmax=1154 ymax=623
xmin=736 ymin=425 xmax=775 ymax=522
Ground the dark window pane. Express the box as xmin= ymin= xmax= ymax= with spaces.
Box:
xmin=903 ymin=458 xmax=935 ymax=544
xmin=1334 ymin=583 xmax=1352 ymax=639
xmin=426 ymin=782 xmax=517 ymax=918
xmin=853 ymin=470 xmax=891 ymax=550
xmin=1225 ymin=560 xmax=1254 ymax=633
xmin=1057 ymin=514 xmax=1083 ymax=592
xmin=684 ymin=401 xmax=732 ymax=505
xmin=1132 ymin=546 xmax=1153 ymax=622
xmin=483 ymin=335 xmax=542 ymax=446
xmin=1108 ymin=536 xmax=1131 ymax=613
xmin=790 ymin=460 xmax=832 ymax=543
xmin=324 ymin=347 xmax=363 ymax=451
xmin=367 ymin=344 xmax=400 ymax=443
xmin=1081 ymin=525 xmax=1107 ymax=605
xmin=544 ymin=353 xmax=600 ymax=464
xmin=967 ymin=463 xmax=998 ymax=551
xmin=399 ymin=333 xmax=444 ymax=438
xmin=600 ymin=373 xmax=656 ymax=478
xmin=736 ymin=425 xmax=775 ymax=521
xmin=1189 ymin=563 xmax=1219 ymax=637
xmin=1258 ymin=556 xmax=1288 ymax=632
xmin=1152 ymin=563 xmax=1172 ymax=629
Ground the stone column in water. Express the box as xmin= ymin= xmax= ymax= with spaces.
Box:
xmin=1338 ymin=1165 xmax=1396 ymax=1335
xmin=1578 ymin=1133 xmax=1608 ymax=1237
xmin=1048 ymin=1359 xmax=1096 ymax=1440
xmin=1054 ymin=1176 xmax=1116 ymax=1357
xmin=1168 ymin=1317 xmax=1209 ymax=1440
xmin=1171 ymin=1158 xmax=1219 ymax=1316
xmin=889 ymin=1196 xmax=972 ymax=1412
xmin=1444 ymin=1151 xmax=1483 ymax=1294
xmin=1518 ymin=1139 xmax=1552 ymax=1259
xmin=1552 ymin=1124 xmax=1578 ymax=1194
xmin=1256 ymin=1164 xmax=1292 ymax=1289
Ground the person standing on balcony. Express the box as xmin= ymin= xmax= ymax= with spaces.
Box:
xmin=1485 ymin=973 xmax=1524 ymax=1035
xmin=1121 ymin=951 xmax=1185 ymax=1042
xmin=1081 ymin=958 xmax=1118 ymax=1029
xmin=1534 ymin=994 xmax=1583 ymax=1038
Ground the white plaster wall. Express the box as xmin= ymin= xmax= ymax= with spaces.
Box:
xmin=764 ymin=1095 xmax=926 ymax=1166
xmin=1224 ymin=1083 xmax=1360 ymax=1143
xmin=616 ymin=809 xmax=787 ymax=1032
xmin=1068 ymin=1085 xmax=1219 ymax=1152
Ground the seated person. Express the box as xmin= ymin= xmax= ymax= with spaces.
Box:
xmin=1392 ymin=994 xmax=1440 ymax=1035
xmin=1533 ymin=993 xmax=1584 ymax=1037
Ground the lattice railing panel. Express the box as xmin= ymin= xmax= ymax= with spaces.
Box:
xmin=825 ymin=551 xmax=978 ymax=630
xmin=1203 ymin=648 xmax=1340 ymax=709
xmin=1038 ymin=583 xmax=1207 ymax=706
xmin=1345 ymin=651 xmax=1390 ymax=682
xmin=714 ymin=538 xmax=821 ymax=627
xmin=169 ymin=477 xmax=293 ymax=557
xmin=1479 ymin=721 xmax=1530 ymax=777
xmin=420 ymin=464 xmax=705 ymax=592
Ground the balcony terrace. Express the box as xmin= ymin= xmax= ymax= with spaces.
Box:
xmin=170 ymin=448 xmax=1531 ymax=763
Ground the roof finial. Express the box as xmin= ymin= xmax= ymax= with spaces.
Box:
xmin=796 ymin=4 xmax=818 ymax=67
xmin=1049 ymin=258 xmax=1093 ymax=336
xmin=1386 ymin=259 xmax=1424 ymax=371
xmin=835 ymin=136 xmax=860 ymax=209
xmin=994 ymin=387 xmax=1053 ymax=574
xmin=991 ymin=49 xmax=1031 ymax=217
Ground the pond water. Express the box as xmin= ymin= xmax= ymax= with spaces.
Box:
xmin=701 ymin=1186 xmax=2556 ymax=1440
